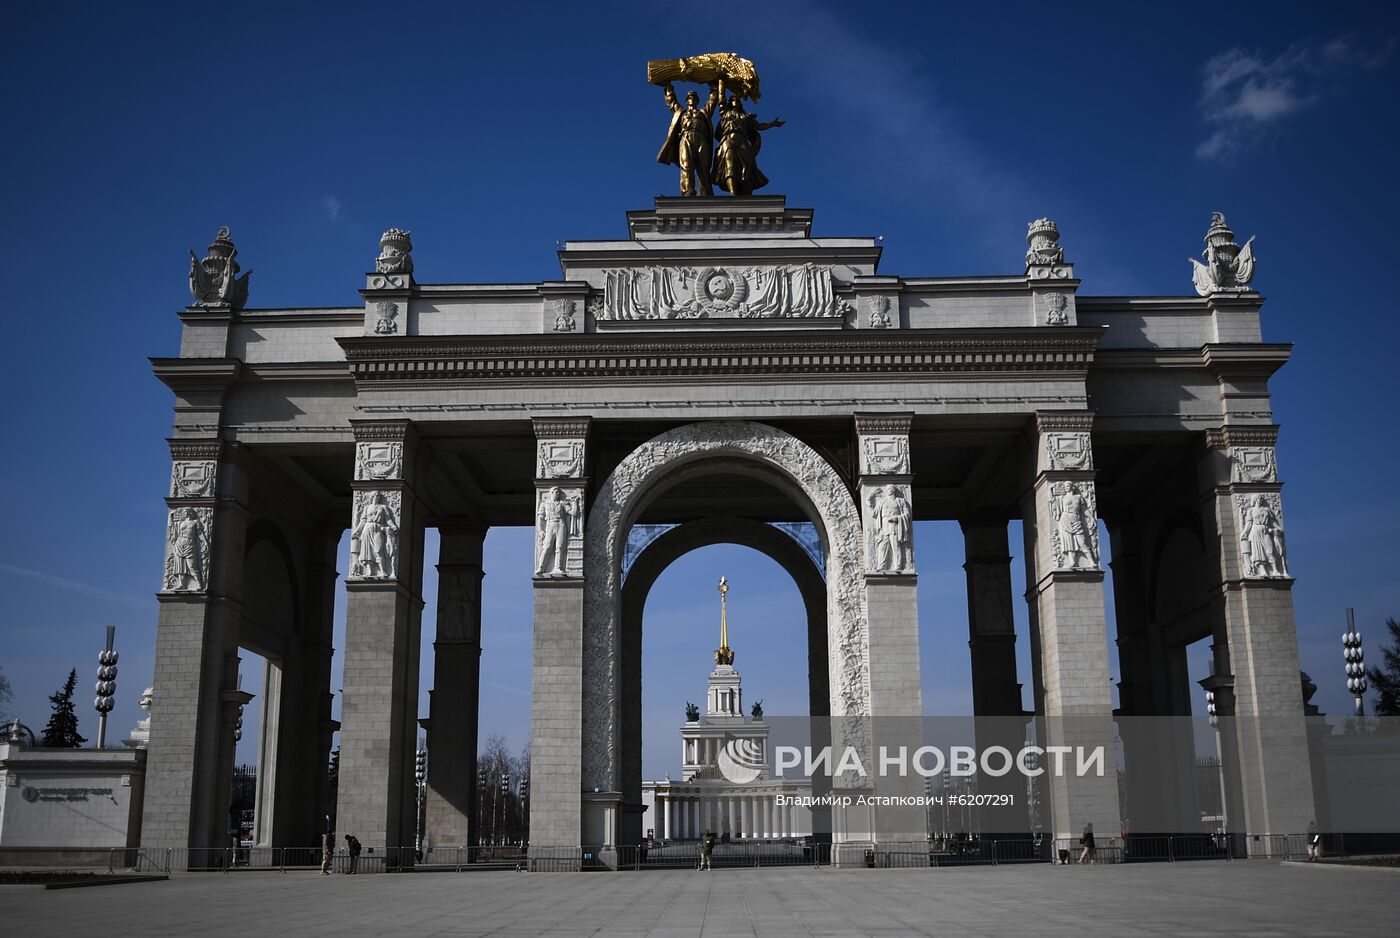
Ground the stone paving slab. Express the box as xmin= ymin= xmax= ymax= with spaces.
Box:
xmin=6 ymin=862 xmax=1399 ymax=937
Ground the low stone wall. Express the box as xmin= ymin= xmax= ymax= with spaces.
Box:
xmin=0 ymin=744 xmax=146 ymax=850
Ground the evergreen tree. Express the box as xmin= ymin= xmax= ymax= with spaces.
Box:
xmin=1366 ymin=617 xmax=1400 ymax=717
xmin=41 ymin=668 xmax=86 ymax=748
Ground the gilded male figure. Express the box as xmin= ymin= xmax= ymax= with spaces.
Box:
xmin=712 ymin=95 xmax=784 ymax=196
xmin=657 ymin=81 xmax=718 ymax=197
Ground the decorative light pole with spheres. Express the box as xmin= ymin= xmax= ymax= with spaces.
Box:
xmin=1343 ymin=607 xmax=1367 ymax=719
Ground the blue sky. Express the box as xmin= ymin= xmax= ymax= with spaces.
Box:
xmin=1 ymin=3 xmax=1397 ymax=779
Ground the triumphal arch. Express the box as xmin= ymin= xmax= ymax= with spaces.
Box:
xmin=142 ymin=57 xmax=1313 ymax=861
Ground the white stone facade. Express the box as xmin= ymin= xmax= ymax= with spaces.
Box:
xmin=144 ymin=195 xmax=1315 ymax=859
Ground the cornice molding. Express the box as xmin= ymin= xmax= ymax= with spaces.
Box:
xmin=1204 ymin=425 xmax=1280 ymax=450
xmin=854 ymin=412 xmax=914 ymax=435
xmin=338 ymin=328 xmax=1101 ymax=386
xmin=533 ymin=417 xmax=592 ymax=439
xmin=350 ymin=419 xmax=415 ymax=443
xmin=151 ymin=357 xmax=241 ymax=393
xmin=1035 ymin=410 xmax=1095 ymax=432
xmin=167 ymin=439 xmax=224 ymax=460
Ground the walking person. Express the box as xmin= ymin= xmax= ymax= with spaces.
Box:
xmin=345 ymin=834 xmax=362 ymax=873
xmin=1306 ymin=821 xmax=1321 ymax=861
xmin=1078 ymin=823 xmax=1097 ymax=864
xmin=698 ymin=831 xmax=715 ymax=871
xmin=320 ymin=814 xmax=334 ymax=875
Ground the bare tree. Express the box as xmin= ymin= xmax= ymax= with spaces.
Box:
xmin=0 ymin=667 xmax=12 ymax=722
xmin=476 ymin=734 xmax=530 ymax=846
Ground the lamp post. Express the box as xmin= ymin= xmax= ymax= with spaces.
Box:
xmin=477 ymin=768 xmax=487 ymax=848
xmin=498 ymin=772 xmax=509 ymax=846
xmin=93 ymin=626 xmax=118 ymax=748
xmin=1343 ymin=607 xmax=1367 ymax=720
xmin=518 ymin=775 xmax=529 ymax=845
xmin=1203 ymin=680 xmax=1228 ymax=838
xmin=414 ymin=748 xmax=427 ymax=860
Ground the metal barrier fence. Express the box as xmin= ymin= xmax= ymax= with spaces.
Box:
xmin=109 ymin=846 xmax=392 ymax=874
xmin=528 ymin=846 xmax=583 ymax=873
xmin=86 ymin=833 xmax=1380 ymax=875
xmin=419 ymin=845 xmax=530 ymax=871
xmin=610 ymin=841 xmax=829 ymax=870
xmin=878 ymin=839 xmax=1055 ymax=867
xmin=1120 ymin=834 xmax=1230 ymax=863
xmin=1051 ymin=837 xmax=1125 ymax=864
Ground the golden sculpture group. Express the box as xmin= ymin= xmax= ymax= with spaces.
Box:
xmin=651 ymin=53 xmax=784 ymax=198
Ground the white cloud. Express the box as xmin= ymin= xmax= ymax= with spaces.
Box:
xmin=321 ymin=194 xmax=343 ymax=222
xmin=720 ymin=1 xmax=1039 ymax=252
xmin=0 ymin=562 xmax=154 ymax=612
xmin=1196 ymin=37 xmax=1392 ymax=160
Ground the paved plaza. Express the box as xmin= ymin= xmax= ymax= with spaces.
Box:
xmin=7 ymin=863 xmax=1399 ymax=937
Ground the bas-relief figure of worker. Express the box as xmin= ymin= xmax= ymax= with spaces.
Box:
xmin=1240 ymin=494 xmax=1289 ymax=578
xmin=1055 ymin=483 xmax=1098 ymax=569
xmin=536 ymin=486 xmax=580 ymax=577
xmin=168 ymin=507 xmax=209 ymax=591
xmin=870 ymin=485 xmax=913 ymax=573
xmin=353 ymin=492 xmax=398 ymax=579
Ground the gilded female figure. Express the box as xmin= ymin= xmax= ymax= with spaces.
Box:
xmin=711 ymin=96 xmax=784 ymax=196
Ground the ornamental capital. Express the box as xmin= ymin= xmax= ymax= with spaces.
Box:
xmin=1203 ymin=425 xmax=1279 ymax=450
xmin=532 ymin=417 xmax=593 ymax=440
xmin=1035 ymin=411 xmax=1094 ymax=433
xmin=854 ymin=412 xmax=913 ymax=436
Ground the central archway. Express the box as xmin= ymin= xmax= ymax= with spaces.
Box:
xmin=583 ymin=421 xmax=869 ymax=793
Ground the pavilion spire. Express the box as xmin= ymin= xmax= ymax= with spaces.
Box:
xmin=715 ymin=576 xmax=735 ymax=665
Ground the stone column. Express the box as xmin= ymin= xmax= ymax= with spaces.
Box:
xmin=1021 ymin=412 xmax=1121 ymax=841
xmin=855 ymin=413 xmax=922 ymax=716
xmin=302 ymin=526 xmax=342 ymax=844
xmin=1109 ymin=520 xmax=1199 ymax=833
xmin=528 ymin=418 xmax=590 ymax=851
xmin=961 ymin=521 xmax=1022 ymax=717
xmin=257 ymin=522 xmax=341 ymax=848
xmin=961 ymin=519 xmax=1027 ymax=831
xmin=143 ymin=440 xmax=248 ymax=851
xmin=854 ymin=413 xmax=924 ymax=842
xmin=424 ymin=523 xmax=486 ymax=848
xmin=336 ymin=422 xmax=428 ymax=853
xmin=1200 ymin=426 xmax=1314 ymax=843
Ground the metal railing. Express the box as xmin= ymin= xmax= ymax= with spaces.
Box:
xmin=108 ymin=846 xmax=390 ymax=874
xmin=418 ymin=845 xmax=530 ymax=871
xmin=609 ymin=840 xmax=828 ymax=870
xmin=877 ymin=838 xmax=1055 ymax=867
xmin=76 ymin=832 xmax=1383 ymax=876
